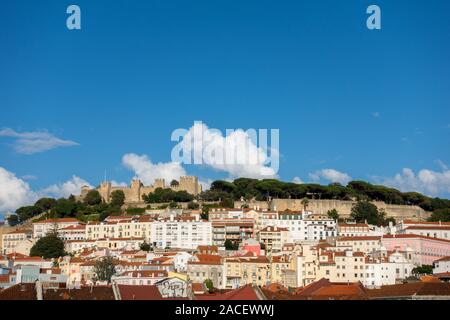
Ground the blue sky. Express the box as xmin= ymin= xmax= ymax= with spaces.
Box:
xmin=0 ymin=0 xmax=449 ymax=215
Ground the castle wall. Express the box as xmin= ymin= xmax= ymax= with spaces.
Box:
xmin=81 ymin=176 xmax=201 ymax=204
xmin=235 ymin=199 xmax=431 ymax=221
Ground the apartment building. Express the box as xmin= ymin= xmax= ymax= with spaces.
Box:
xmin=224 ymin=256 xmax=271 ymax=288
xmin=382 ymin=234 xmax=450 ymax=265
xmin=400 ymin=226 xmax=450 ymax=240
xmin=338 ymin=223 xmax=371 ymax=236
xmin=336 ymin=236 xmax=382 ymax=254
xmin=211 ymin=218 xmax=254 ymax=247
xmin=111 ymin=270 xmax=168 ymax=286
xmin=263 ymin=211 xmax=337 ymax=242
xmin=86 ymin=215 xmax=153 ymax=241
xmin=33 ymin=218 xmax=82 ymax=239
xmin=257 ymin=226 xmax=289 ymax=254
xmin=151 ymin=215 xmax=212 ymax=249
xmin=187 ymin=254 xmax=224 ymax=289
xmin=58 ymin=225 xmax=86 ymax=241
xmin=1 ymin=229 xmax=32 ymax=254
xmin=433 ymin=256 xmax=450 ymax=274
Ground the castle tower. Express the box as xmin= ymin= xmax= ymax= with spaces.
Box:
xmin=130 ymin=179 xmax=142 ymax=202
xmin=154 ymin=178 xmax=166 ymax=190
xmin=179 ymin=176 xmax=201 ymax=195
xmin=99 ymin=181 xmax=112 ymax=203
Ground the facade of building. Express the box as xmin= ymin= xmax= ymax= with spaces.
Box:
xmin=336 ymin=236 xmax=382 ymax=254
xmin=211 ymin=219 xmax=254 ymax=247
xmin=33 ymin=218 xmax=82 ymax=239
xmin=433 ymin=256 xmax=450 ymax=274
xmin=1 ymin=229 xmax=32 ymax=254
xmin=257 ymin=226 xmax=289 ymax=254
xmin=382 ymin=234 xmax=450 ymax=265
xmin=151 ymin=215 xmax=212 ymax=249
xmin=187 ymin=254 xmax=224 ymax=289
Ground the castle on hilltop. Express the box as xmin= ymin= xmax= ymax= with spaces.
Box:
xmin=80 ymin=176 xmax=202 ymax=204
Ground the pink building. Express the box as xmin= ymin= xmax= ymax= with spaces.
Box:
xmin=382 ymin=234 xmax=450 ymax=265
xmin=240 ymin=238 xmax=261 ymax=256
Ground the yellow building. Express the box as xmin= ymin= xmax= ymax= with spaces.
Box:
xmin=258 ymin=226 xmax=289 ymax=254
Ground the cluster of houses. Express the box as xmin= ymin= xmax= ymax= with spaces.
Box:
xmin=1 ymin=207 xmax=450 ymax=299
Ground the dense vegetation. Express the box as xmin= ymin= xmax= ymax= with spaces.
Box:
xmin=204 ymin=178 xmax=450 ymax=221
xmin=142 ymin=188 xmax=194 ymax=203
xmin=6 ymin=178 xmax=450 ymax=226
xmin=94 ymin=256 xmax=116 ymax=283
xmin=30 ymin=231 xmax=66 ymax=259
xmin=7 ymin=190 xmax=124 ymax=225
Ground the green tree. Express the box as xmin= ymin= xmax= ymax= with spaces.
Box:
xmin=140 ymin=241 xmax=151 ymax=252
xmin=7 ymin=214 xmax=19 ymax=226
xmin=187 ymin=201 xmax=199 ymax=210
xmin=170 ymin=179 xmax=179 ymax=187
xmin=169 ymin=201 xmax=179 ymax=209
xmin=110 ymin=190 xmax=125 ymax=207
xmin=15 ymin=205 xmax=43 ymax=222
xmin=30 ymin=231 xmax=66 ymax=259
xmin=94 ymin=256 xmax=116 ymax=283
xmin=84 ymin=190 xmax=102 ymax=205
xmin=220 ymin=197 xmax=234 ymax=208
xmin=224 ymin=239 xmax=238 ymax=250
xmin=204 ymin=279 xmax=214 ymax=293
xmin=327 ymin=208 xmax=339 ymax=221
xmin=350 ymin=201 xmax=384 ymax=225
xmin=35 ymin=198 xmax=57 ymax=211
xmin=301 ymin=197 xmax=309 ymax=211
xmin=428 ymin=208 xmax=450 ymax=222
xmin=412 ymin=265 xmax=433 ymax=275
xmin=51 ymin=198 xmax=76 ymax=217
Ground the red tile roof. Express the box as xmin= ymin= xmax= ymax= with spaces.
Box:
xmin=368 ymin=282 xmax=450 ymax=298
xmin=34 ymin=218 xmax=80 ymax=224
xmin=118 ymin=285 xmax=164 ymax=300
xmin=382 ymin=234 xmax=450 ymax=243
xmin=195 ymin=285 xmax=262 ymax=300
xmin=338 ymin=236 xmax=381 ymax=241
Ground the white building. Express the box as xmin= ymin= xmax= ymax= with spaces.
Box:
xmin=85 ymin=215 xmax=153 ymax=241
xmin=433 ymin=256 xmax=450 ymax=274
xmin=33 ymin=218 xmax=82 ymax=239
xmin=151 ymin=215 xmax=212 ymax=249
xmin=1 ymin=229 xmax=33 ymax=254
xmin=59 ymin=225 xmax=86 ymax=241
xmin=111 ymin=270 xmax=168 ymax=286
xmin=263 ymin=211 xmax=337 ymax=242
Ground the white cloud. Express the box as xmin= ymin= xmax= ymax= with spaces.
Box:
xmin=0 ymin=167 xmax=38 ymax=212
xmin=173 ymin=122 xmax=279 ymax=179
xmin=41 ymin=176 xmax=92 ymax=198
xmin=309 ymin=169 xmax=352 ymax=185
xmin=122 ymin=153 xmax=187 ymax=186
xmin=292 ymin=176 xmax=304 ymax=184
xmin=0 ymin=128 xmax=79 ymax=154
xmin=377 ymin=167 xmax=450 ymax=197
xmin=199 ymin=179 xmax=213 ymax=191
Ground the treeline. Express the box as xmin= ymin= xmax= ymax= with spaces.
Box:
xmin=202 ymin=178 xmax=450 ymax=221
xmin=142 ymin=188 xmax=194 ymax=203
xmin=7 ymin=189 xmax=126 ymax=226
